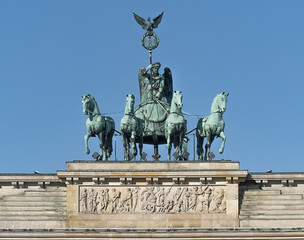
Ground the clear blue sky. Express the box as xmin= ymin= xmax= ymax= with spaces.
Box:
xmin=0 ymin=1 xmax=303 ymax=173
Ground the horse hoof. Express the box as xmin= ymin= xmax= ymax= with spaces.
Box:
xmin=219 ymin=149 xmax=224 ymax=154
xmin=86 ymin=149 xmax=90 ymax=154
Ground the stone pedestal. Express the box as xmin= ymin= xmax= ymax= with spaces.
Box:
xmin=57 ymin=160 xmax=247 ymax=228
xmin=2 ymin=161 xmax=304 ymax=238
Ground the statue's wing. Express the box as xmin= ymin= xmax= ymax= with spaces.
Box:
xmin=138 ymin=67 xmax=149 ymax=103
xmin=152 ymin=12 xmax=164 ymax=28
xmin=163 ymin=67 xmax=173 ymax=91
xmin=163 ymin=67 xmax=173 ymax=104
xmin=133 ymin=13 xmax=147 ymax=30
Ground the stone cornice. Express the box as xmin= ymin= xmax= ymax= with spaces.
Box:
xmin=247 ymin=172 xmax=304 ymax=186
xmin=0 ymin=228 xmax=303 ymax=239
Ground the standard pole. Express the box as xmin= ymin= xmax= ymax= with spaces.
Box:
xmin=149 ymin=50 xmax=152 ymax=64
xmin=149 ymin=49 xmax=160 ymax=161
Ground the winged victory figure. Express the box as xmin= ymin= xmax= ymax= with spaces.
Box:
xmin=133 ymin=12 xmax=164 ymax=35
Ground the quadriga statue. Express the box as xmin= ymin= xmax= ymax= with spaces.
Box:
xmin=81 ymin=94 xmax=115 ymax=161
xmin=165 ymin=91 xmax=187 ymax=160
xmin=120 ymin=94 xmax=144 ymax=161
xmin=196 ymin=92 xmax=229 ymax=161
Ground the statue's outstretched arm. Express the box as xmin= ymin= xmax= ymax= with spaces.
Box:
xmin=139 ymin=65 xmax=152 ymax=76
xmin=145 ymin=64 xmax=153 ymax=73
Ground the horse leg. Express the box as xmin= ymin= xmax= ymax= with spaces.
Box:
xmin=107 ymin=124 xmax=115 ymax=160
xmin=109 ymin=141 xmax=113 ymax=159
xmin=196 ymin=135 xmax=204 ymax=161
xmin=179 ymin=130 xmax=184 ymax=160
xmin=183 ymin=138 xmax=187 ymax=155
xmin=125 ymin=138 xmax=130 ymax=161
xmin=84 ymin=133 xmax=90 ymax=154
xmin=205 ymin=134 xmax=216 ymax=160
xmin=175 ymin=141 xmax=181 ymax=161
xmin=172 ymin=137 xmax=177 ymax=160
xmin=131 ymin=131 xmax=137 ymax=160
xmin=168 ymin=142 xmax=172 ymax=161
xmin=122 ymin=135 xmax=129 ymax=161
xmin=98 ymin=132 xmax=105 ymax=161
xmin=103 ymin=136 xmax=108 ymax=161
xmin=139 ymin=136 xmax=143 ymax=161
xmin=204 ymin=132 xmax=211 ymax=161
xmin=127 ymin=137 xmax=131 ymax=161
xmin=166 ymin=131 xmax=172 ymax=161
xmin=106 ymin=133 xmax=114 ymax=160
xmin=219 ymin=132 xmax=226 ymax=154
xmin=183 ymin=135 xmax=189 ymax=161
xmin=104 ymin=137 xmax=110 ymax=161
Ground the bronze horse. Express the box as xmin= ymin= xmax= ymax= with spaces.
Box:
xmin=82 ymin=94 xmax=115 ymax=161
xmin=120 ymin=94 xmax=144 ymax=161
xmin=196 ymin=92 xmax=229 ymax=161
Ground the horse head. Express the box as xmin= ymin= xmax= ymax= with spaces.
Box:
xmin=171 ymin=91 xmax=183 ymax=113
xmin=211 ymin=92 xmax=229 ymax=114
xmin=82 ymin=94 xmax=92 ymax=115
xmin=125 ymin=94 xmax=135 ymax=115
xmin=82 ymin=94 xmax=99 ymax=116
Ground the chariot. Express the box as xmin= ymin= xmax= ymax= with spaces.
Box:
xmin=134 ymin=99 xmax=170 ymax=145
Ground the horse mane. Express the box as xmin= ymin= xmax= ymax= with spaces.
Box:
xmin=125 ymin=94 xmax=135 ymax=115
xmin=170 ymin=91 xmax=182 ymax=114
xmin=85 ymin=94 xmax=95 ymax=103
xmin=210 ymin=94 xmax=219 ymax=113
xmin=210 ymin=92 xmax=228 ymax=113
xmin=91 ymin=96 xmax=97 ymax=105
xmin=86 ymin=94 xmax=101 ymax=115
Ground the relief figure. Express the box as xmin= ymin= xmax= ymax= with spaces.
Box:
xmin=209 ymin=188 xmax=226 ymax=213
xmin=173 ymin=187 xmax=183 ymax=213
xmin=111 ymin=188 xmax=121 ymax=213
xmin=200 ymin=187 xmax=213 ymax=213
xmin=104 ymin=188 xmax=109 ymax=211
xmin=141 ymin=187 xmax=157 ymax=213
xmin=121 ymin=188 xmax=133 ymax=213
xmin=189 ymin=187 xmax=202 ymax=211
xmin=218 ymin=200 xmax=226 ymax=213
xmin=93 ymin=191 xmax=99 ymax=213
xmin=80 ymin=188 xmax=88 ymax=212
xmin=182 ymin=188 xmax=190 ymax=212
xmin=165 ymin=200 xmax=174 ymax=213
xmin=99 ymin=189 xmax=106 ymax=212
xmin=132 ymin=188 xmax=139 ymax=212
xmin=88 ymin=189 xmax=97 ymax=213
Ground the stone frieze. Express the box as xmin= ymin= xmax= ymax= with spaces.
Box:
xmin=79 ymin=186 xmax=226 ymax=214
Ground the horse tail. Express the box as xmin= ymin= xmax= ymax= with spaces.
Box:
xmin=105 ymin=117 xmax=115 ymax=154
xmin=196 ymin=118 xmax=203 ymax=136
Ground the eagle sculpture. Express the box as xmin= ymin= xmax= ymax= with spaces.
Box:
xmin=133 ymin=12 xmax=164 ymax=34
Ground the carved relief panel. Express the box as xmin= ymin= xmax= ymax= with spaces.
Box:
xmin=79 ymin=186 xmax=226 ymax=214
